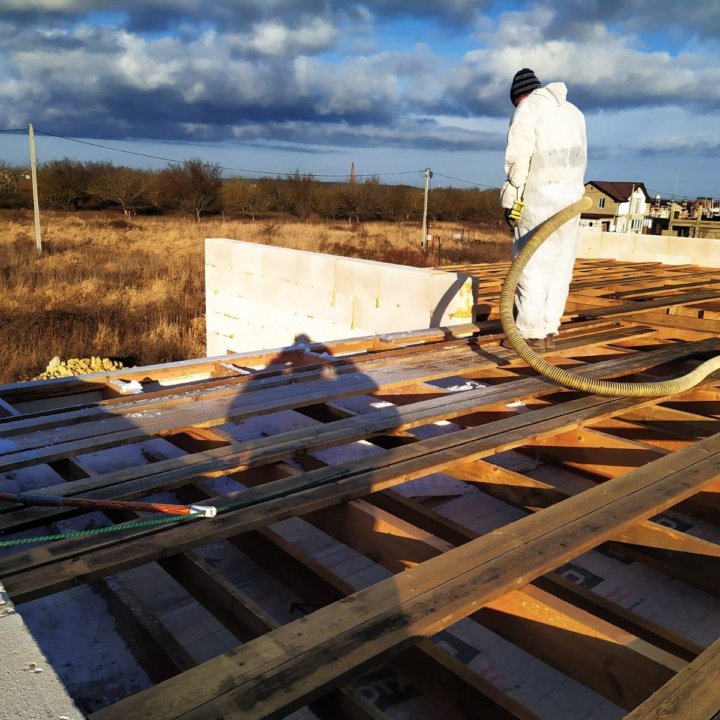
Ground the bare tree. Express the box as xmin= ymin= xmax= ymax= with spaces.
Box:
xmin=385 ymin=184 xmax=418 ymax=223
xmin=0 ymin=163 xmax=32 ymax=209
xmin=38 ymin=158 xmax=89 ymax=210
xmin=161 ymin=158 xmax=222 ymax=220
xmin=221 ymin=178 xmax=268 ymax=220
xmin=284 ymin=170 xmax=315 ymax=220
xmin=88 ymin=166 xmax=156 ymax=216
xmin=337 ymin=177 xmax=386 ymax=224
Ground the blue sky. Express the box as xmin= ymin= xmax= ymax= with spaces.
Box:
xmin=1 ymin=0 xmax=719 ymax=199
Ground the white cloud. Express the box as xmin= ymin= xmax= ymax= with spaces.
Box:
xmin=241 ymin=17 xmax=337 ymax=56
xmin=0 ymin=0 xmax=94 ymax=8
xmin=0 ymin=0 xmax=718 ymax=197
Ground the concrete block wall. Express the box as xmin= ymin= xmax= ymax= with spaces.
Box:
xmin=578 ymin=229 xmax=720 ymax=267
xmin=206 ymin=238 xmax=477 ymax=356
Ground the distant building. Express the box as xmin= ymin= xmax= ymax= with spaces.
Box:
xmin=646 ymin=196 xmax=720 ymax=238
xmin=581 ymin=181 xmax=652 ymax=233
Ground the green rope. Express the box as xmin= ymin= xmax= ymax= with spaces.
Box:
xmin=0 ymin=467 xmax=353 ymax=548
xmin=0 ymin=512 xmax=202 ymax=548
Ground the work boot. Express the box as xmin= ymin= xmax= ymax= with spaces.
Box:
xmin=525 ymin=337 xmax=546 ymax=352
xmin=543 ymin=335 xmax=556 ymax=352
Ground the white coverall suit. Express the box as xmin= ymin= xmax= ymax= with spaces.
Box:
xmin=500 ymin=82 xmax=587 ymax=341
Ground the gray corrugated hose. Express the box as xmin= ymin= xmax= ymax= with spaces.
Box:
xmin=499 ymin=196 xmax=720 ymax=397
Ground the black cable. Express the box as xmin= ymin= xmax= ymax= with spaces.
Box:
xmin=646 ymin=186 xmax=697 ymax=202
xmin=433 ymin=171 xmax=498 ymax=189
xmin=26 ymin=129 xmax=424 ymax=180
xmin=2 ymin=128 xmax=705 ymax=199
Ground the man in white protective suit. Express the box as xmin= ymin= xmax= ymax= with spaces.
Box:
xmin=500 ymin=68 xmax=587 ymax=352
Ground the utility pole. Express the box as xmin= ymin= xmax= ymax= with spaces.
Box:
xmin=421 ymin=167 xmax=432 ymax=250
xmin=28 ymin=123 xmax=42 ymax=254
xmin=672 ymin=165 xmax=680 ymax=203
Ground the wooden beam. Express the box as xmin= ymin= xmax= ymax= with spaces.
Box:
xmin=1 ymin=332 xmax=711 ymax=476
xmin=303 ymin=497 xmax=683 ymax=709
xmin=160 ymin=552 xmax=389 ymax=720
xmin=170 ymin=480 xmax=541 ymax=720
xmin=89 ymin=430 xmax=720 ymax=720
xmin=624 ymin=635 xmax=720 ymax=720
xmin=1 ymin=393 xmax=665 ymax=596
xmin=369 ymin=483 xmax=707 ymax=664
xmin=0 ymin=337 xmax=708 ymax=537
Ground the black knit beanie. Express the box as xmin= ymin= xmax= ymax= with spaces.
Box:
xmin=510 ymin=68 xmax=541 ymax=105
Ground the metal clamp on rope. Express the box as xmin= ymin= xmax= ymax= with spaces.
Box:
xmin=189 ymin=504 xmax=218 ymax=518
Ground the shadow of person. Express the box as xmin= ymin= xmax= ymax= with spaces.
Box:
xmin=263 ymin=332 xmax=334 ymax=371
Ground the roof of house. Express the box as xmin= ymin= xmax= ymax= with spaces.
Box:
xmin=580 ymin=212 xmax=614 ymax=220
xmin=586 ymin=180 xmax=651 ymax=202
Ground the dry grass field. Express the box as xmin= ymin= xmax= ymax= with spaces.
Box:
xmin=0 ymin=210 xmax=511 ymax=384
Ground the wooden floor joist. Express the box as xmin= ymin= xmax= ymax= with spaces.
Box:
xmin=2 ymin=257 xmax=720 ymax=719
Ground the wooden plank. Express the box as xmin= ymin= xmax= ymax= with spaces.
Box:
xmin=624 ymin=635 xmax=720 ymax=720
xmin=303 ymin=497 xmax=684 ymax=710
xmin=449 ymin=458 xmax=720 ymax=560
xmin=0 ymin=335 xmax=694 ymax=535
xmin=570 ymin=289 xmax=720 ymax=311
xmin=0 ymin=393 xmax=666 ymax=594
xmin=0 ymin=329 xmax=486 ymax=429
xmin=0 ymin=321 xmax=675 ymax=465
xmin=2 ymin=334 xmax=708 ymax=504
xmin=89 ymin=430 xmax=720 ymax=720
xmin=0 ymin=398 xmax=20 ymax=418
xmin=617 ymin=312 xmax=720 ymax=336
xmin=367 ymin=487 xmax=708 ymax=661
xmin=161 ymin=552 xmax=388 ymax=720
xmin=0 ymin=325 xmax=486 ymax=405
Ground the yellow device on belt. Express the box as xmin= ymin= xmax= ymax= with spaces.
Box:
xmin=508 ymin=199 xmax=525 ymax=227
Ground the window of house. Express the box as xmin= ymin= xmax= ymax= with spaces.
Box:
xmin=598 ymin=198 xmax=606 ymax=208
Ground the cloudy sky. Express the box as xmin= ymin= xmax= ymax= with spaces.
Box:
xmin=1 ymin=0 xmax=719 ymax=198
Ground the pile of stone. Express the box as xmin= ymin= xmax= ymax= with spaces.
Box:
xmin=35 ymin=356 xmax=125 ymax=380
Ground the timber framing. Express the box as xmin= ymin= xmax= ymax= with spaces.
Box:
xmin=1 ymin=257 xmax=720 ymax=719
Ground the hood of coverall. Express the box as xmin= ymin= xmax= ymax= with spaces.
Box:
xmin=533 ymin=82 xmax=568 ymax=106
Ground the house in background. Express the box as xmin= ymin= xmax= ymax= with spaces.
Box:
xmin=648 ymin=196 xmax=720 ymax=238
xmin=580 ymin=180 xmax=652 ymax=233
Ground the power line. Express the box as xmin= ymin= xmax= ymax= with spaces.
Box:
xmin=646 ymin=186 xmax=697 ymax=202
xmin=433 ymin=171 xmax=498 ymax=189
xmin=6 ymin=128 xmax=702 ymax=197
xmin=21 ymin=128 xmax=424 ymax=181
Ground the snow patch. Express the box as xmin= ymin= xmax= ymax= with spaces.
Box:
xmin=444 ymin=381 xmax=487 ymax=393
xmin=108 ymin=379 xmax=143 ymax=395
